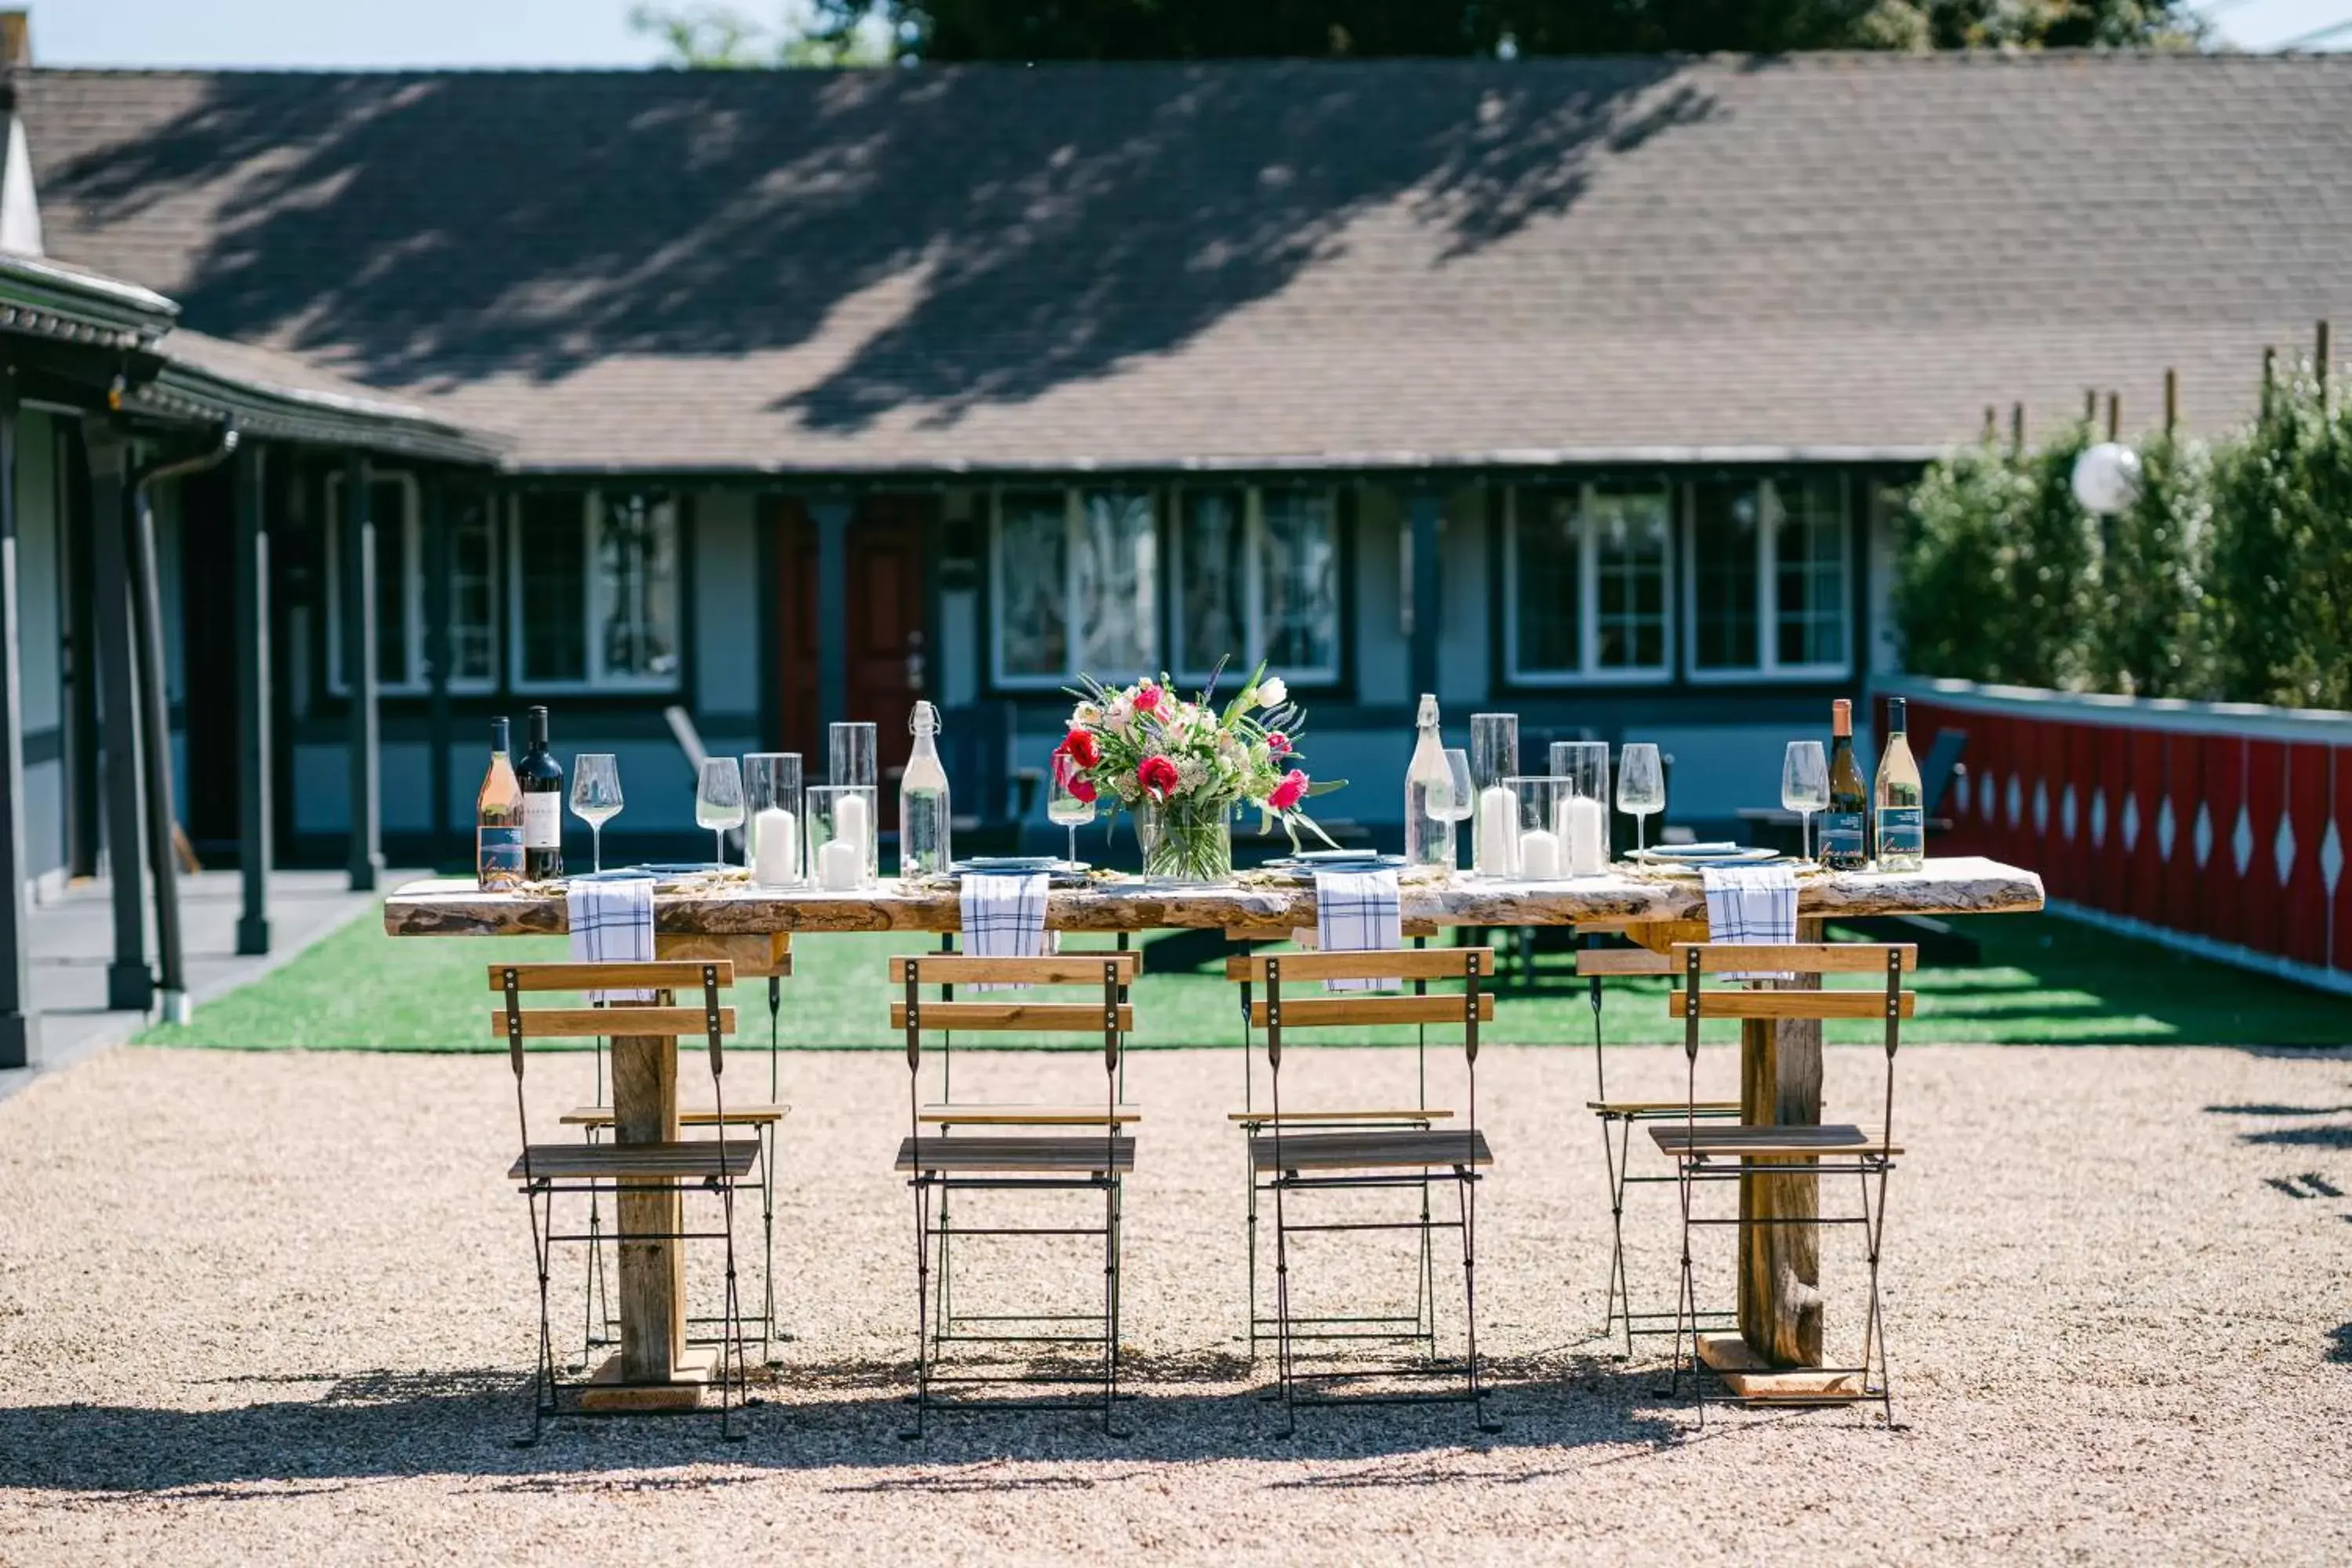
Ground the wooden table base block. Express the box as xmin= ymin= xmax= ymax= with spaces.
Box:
xmin=1696 ymin=1334 xmax=1864 ymax=1402
xmin=1737 ymin=916 xmax=1826 ymax=1367
xmin=578 ymin=1346 xmax=717 ymax=1412
xmin=609 ymin=1029 xmax=686 ymax=1385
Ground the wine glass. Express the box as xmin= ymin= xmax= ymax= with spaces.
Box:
xmin=1617 ymin=742 xmax=1665 ymax=855
xmin=1781 ymin=740 xmax=1830 ymax=862
xmin=1047 ymin=751 xmax=1096 ymax=866
xmin=570 ymin=753 xmax=622 ymax=873
xmin=1432 ymin=747 xmax=1476 ymax=873
xmin=695 ymin=757 xmax=745 ymax=867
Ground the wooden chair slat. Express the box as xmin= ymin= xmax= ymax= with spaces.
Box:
xmin=1649 ymin=1123 xmax=1902 ymax=1159
xmin=558 ymin=1102 xmax=790 ymax=1127
xmin=486 ymin=960 xmax=737 ymax=992
xmin=894 ymin=1134 xmax=1138 ymax=1174
xmin=1665 ymin=991 xmax=1916 ymax=1022
xmin=495 ymin=1007 xmax=737 ymax=1038
xmin=919 ymin=1104 xmax=1142 ymax=1126
xmin=1573 ymin=949 xmax=1677 ymax=976
xmin=889 ymin=1000 xmax=1134 ymax=1033
xmin=1667 ymin=942 xmax=1918 ymax=974
xmin=510 ymin=1138 xmax=760 ymax=1181
xmin=1246 ymin=993 xmax=1496 ymax=1029
xmin=1247 ymin=1128 xmax=1495 ymax=1171
xmin=1225 ymin=1107 xmax=1454 ymax=1122
xmin=1223 ymin=948 xmax=1495 ymax=982
xmin=889 ymin=953 xmax=1140 ymax=985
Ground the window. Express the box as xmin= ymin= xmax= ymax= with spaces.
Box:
xmin=1504 ymin=481 xmax=1673 ymax=684
xmin=987 ymin=488 xmax=1162 ymax=688
xmin=325 ymin=473 xmax=500 ymax=695
xmin=508 ymin=490 xmax=681 ymax=691
xmin=1685 ymin=476 xmax=1850 ymax=680
xmin=1172 ymin=488 xmax=1341 ymax=683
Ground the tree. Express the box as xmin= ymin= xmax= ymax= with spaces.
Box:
xmin=632 ymin=0 xmax=2205 ymax=66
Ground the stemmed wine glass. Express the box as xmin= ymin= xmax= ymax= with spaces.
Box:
xmin=1047 ymin=751 xmax=1095 ymax=867
xmin=1782 ymin=740 xmax=1830 ymax=862
xmin=570 ymin=753 xmax=623 ymax=873
xmin=1433 ymin=747 xmax=1477 ymax=871
xmin=1617 ymin=742 xmax=1665 ymax=855
xmin=695 ymin=757 xmax=745 ymax=868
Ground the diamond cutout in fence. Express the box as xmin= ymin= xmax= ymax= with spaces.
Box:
xmin=2193 ymin=801 xmax=2212 ymax=868
xmin=2033 ymin=780 xmax=2050 ymax=835
xmin=2091 ymin=789 xmax=2108 ymax=848
xmin=2232 ymin=805 xmax=2255 ymax=876
xmin=2322 ymin=820 xmax=2345 ymax=895
xmin=2006 ymin=775 xmax=2023 ymax=828
xmin=2061 ymin=783 xmax=2079 ymax=841
xmin=2125 ymin=795 xmax=2143 ymax=853
xmin=1955 ymin=771 xmax=1971 ymax=817
xmin=2274 ymin=815 xmax=2298 ymax=887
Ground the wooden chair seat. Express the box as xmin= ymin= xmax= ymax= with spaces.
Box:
xmin=1648 ymin=1123 xmax=1901 ymax=1160
xmin=558 ymin=1102 xmax=791 ymax=1128
xmin=895 ymin=1134 xmax=1138 ymax=1175
xmin=1227 ymin=1106 xmax=1453 ymax=1123
xmin=1250 ymin=1128 xmax=1494 ymax=1173
xmin=1588 ymin=1098 xmax=1742 ymax=1119
xmin=920 ymin=1104 xmax=1142 ymax=1126
xmin=509 ymin=1138 xmax=761 ymax=1183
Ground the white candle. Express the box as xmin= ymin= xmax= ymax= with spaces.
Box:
xmin=816 ymin=839 xmax=863 ymax=891
xmin=1560 ymin=795 xmax=1606 ymax=875
xmin=834 ymin=790 xmax=871 ymax=866
xmin=752 ymin=806 xmax=797 ymax=887
xmin=1519 ymin=826 xmax=1561 ymax=880
xmin=1475 ymin=784 xmax=1519 ymax=877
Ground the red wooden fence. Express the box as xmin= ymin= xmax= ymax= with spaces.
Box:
xmin=1875 ymin=678 xmax=2352 ymax=993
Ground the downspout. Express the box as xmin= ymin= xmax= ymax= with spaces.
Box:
xmin=130 ymin=425 xmax=238 ymax=1024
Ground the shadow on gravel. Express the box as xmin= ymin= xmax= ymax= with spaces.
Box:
xmin=0 ymin=1359 xmax=1692 ymax=1494
xmin=2328 ymin=1325 xmax=2352 ymax=1366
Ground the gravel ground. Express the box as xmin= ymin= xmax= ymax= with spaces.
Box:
xmin=2 ymin=1040 xmax=2348 ymax=1566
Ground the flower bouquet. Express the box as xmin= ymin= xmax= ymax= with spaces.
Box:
xmin=1053 ymin=660 xmax=1344 ymax=882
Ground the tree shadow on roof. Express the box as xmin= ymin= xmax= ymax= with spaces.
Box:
xmin=36 ymin=61 xmax=1722 ymax=431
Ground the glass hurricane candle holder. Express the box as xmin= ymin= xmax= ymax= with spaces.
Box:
xmin=1508 ymin=775 xmax=1573 ymax=880
xmin=1469 ymin=714 xmax=1521 ymax=877
xmin=807 ymin=784 xmax=880 ymax=891
xmin=743 ymin=752 xmax=804 ymax=887
xmin=828 ymin=722 xmax=877 ymax=789
xmin=1548 ymin=741 xmax=1612 ymax=875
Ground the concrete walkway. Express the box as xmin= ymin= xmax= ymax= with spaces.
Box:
xmin=0 ymin=869 xmax=398 ymax=1102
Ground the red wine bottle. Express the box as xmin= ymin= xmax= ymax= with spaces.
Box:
xmin=517 ymin=705 xmax=565 ymax=880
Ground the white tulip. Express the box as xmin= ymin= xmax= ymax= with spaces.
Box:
xmin=1258 ymin=677 xmax=1287 ymax=709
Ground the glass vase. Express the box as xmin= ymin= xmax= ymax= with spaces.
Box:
xmin=1134 ymin=797 xmax=1235 ymax=884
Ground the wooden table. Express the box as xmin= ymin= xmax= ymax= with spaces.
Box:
xmin=387 ymin=855 xmax=2042 ymax=1390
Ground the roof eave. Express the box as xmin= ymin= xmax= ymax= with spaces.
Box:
xmin=0 ymin=252 xmax=176 ymax=349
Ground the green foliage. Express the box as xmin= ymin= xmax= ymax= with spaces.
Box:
xmin=2209 ymin=362 xmax=2352 ymax=710
xmin=2089 ymin=430 xmax=2216 ymax=699
xmin=2010 ymin=423 xmax=2100 ymax=690
xmin=1893 ymin=437 xmax=2027 ymax=684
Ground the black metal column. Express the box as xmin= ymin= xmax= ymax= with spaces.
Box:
xmin=1408 ymin=488 xmax=1443 ymax=699
xmin=0 ymin=393 xmax=37 ymax=1066
xmin=82 ymin=417 xmax=150 ymax=1013
xmin=234 ymin=441 xmax=271 ymax=955
xmin=339 ymin=452 xmax=381 ymax=891
xmin=128 ymin=466 xmax=189 ymax=1021
xmin=423 ymin=474 xmax=453 ymax=867
xmin=811 ymin=495 xmax=851 ymax=733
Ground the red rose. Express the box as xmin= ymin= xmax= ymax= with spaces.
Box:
xmin=1068 ymin=775 xmax=1098 ymax=804
xmin=1137 ymin=756 xmax=1181 ymax=801
xmin=1268 ymin=768 xmax=1309 ymax=812
xmin=1134 ymin=681 xmax=1163 ymax=715
xmin=1265 ymin=731 xmax=1291 ymax=757
xmin=1062 ymin=728 xmax=1101 ymax=768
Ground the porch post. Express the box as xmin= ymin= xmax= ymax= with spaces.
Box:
xmin=0 ymin=392 xmax=36 ymax=1065
xmin=339 ymin=452 xmax=381 ymax=891
xmin=423 ymin=474 xmax=453 ymax=867
xmin=82 ymin=416 xmax=151 ymax=1013
xmin=1407 ymin=488 xmax=1442 ymax=698
xmin=128 ymin=459 xmax=189 ymax=1021
xmin=234 ymin=441 xmax=271 ymax=955
xmin=811 ymin=495 xmax=851 ymax=733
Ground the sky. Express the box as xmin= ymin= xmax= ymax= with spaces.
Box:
xmin=34 ymin=0 xmax=2352 ymax=67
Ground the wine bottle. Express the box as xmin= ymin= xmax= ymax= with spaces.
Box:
xmin=899 ymin=700 xmax=953 ymax=878
xmin=476 ymin=717 xmax=524 ymax=891
xmin=517 ymin=705 xmax=565 ymax=880
xmin=1404 ymin=694 xmax=1454 ymax=868
xmin=1820 ymin=699 xmax=1868 ymax=871
xmin=1874 ymin=696 xmax=1925 ymax=873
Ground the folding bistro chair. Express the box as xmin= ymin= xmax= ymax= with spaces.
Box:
xmin=568 ymin=949 xmax=793 ymax=1368
xmin=1655 ymin=942 xmax=1913 ymax=1426
xmin=892 ymin=953 xmax=1138 ymax=1437
xmin=495 ymin=960 xmax=760 ymax=1443
xmin=1574 ymin=934 xmax=1739 ymax=1356
xmin=1229 ymin=947 xmax=1502 ymax=1436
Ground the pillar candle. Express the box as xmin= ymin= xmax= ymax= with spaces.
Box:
xmin=1475 ymin=784 xmax=1519 ymax=877
xmin=834 ymin=789 xmax=871 ymax=863
xmin=816 ymin=838 xmax=863 ymax=891
xmin=1560 ymin=795 xmax=1606 ymax=875
xmin=752 ymin=806 xmax=797 ymax=887
xmin=1519 ymin=826 xmax=1562 ymax=880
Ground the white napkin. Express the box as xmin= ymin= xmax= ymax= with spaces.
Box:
xmin=1701 ymin=863 xmax=1798 ymax=983
xmin=568 ymin=876 xmax=656 ymax=1003
xmin=1312 ymin=867 xmax=1403 ymax=993
xmin=959 ymin=872 xmax=1054 ymax=991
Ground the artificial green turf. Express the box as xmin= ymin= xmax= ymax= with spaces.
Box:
xmin=134 ymin=909 xmax=2351 ymax=1052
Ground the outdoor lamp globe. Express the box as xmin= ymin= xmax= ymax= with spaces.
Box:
xmin=2071 ymin=441 xmax=2143 ymax=517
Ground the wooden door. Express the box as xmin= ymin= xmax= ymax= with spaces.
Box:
xmin=776 ymin=496 xmax=929 ymax=778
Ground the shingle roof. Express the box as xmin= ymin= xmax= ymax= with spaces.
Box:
xmin=23 ymin=54 xmax=2352 ymax=474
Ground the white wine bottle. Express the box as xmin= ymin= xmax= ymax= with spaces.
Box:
xmin=476 ymin=717 xmax=524 ymax=891
xmin=1820 ymin=699 xmax=1868 ymax=871
xmin=1874 ymin=696 xmax=1925 ymax=873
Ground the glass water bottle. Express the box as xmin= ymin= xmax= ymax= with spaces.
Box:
xmin=899 ymin=700 xmax=953 ymax=878
xmin=1403 ymin=693 xmax=1455 ymax=868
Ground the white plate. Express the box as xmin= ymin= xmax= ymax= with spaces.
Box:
xmin=1630 ymin=846 xmax=1783 ymax=866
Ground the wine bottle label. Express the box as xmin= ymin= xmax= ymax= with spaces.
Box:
xmin=477 ymin=826 xmax=524 ymax=877
xmin=1819 ymin=811 xmax=1865 ymax=859
xmin=1877 ymin=807 xmax=1925 ymax=860
xmin=522 ymin=793 xmax=561 ymax=849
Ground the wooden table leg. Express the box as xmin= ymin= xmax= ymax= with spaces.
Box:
xmin=584 ymin=1025 xmax=710 ymax=1409
xmin=1737 ymin=916 xmax=1824 ymax=1367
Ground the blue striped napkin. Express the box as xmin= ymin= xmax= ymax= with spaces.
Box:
xmin=1314 ymin=867 xmax=1403 ymax=992
xmin=1701 ymin=863 xmax=1797 ymax=983
xmin=960 ymin=872 xmax=1054 ymax=992
xmin=568 ymin=876 xmax=656 ymax=1002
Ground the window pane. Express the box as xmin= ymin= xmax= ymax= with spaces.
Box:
xmin=1588 ymin=481 xmax=1671 ymax=671
xmin=995 ymin=492 xmax=1068 ymax=679
xmin=1073 ymin=490 xmax=1157 ymax=676
xmin=1690 ymin=480 xmax=1760 ymax=671
xmin=517 ymin=492 xmax=586 ymax=685
xmin=593 ymin=493 xmax=680 ymax=684
xmin=1259 ymin=490 xmax=1339 ymax=675
xmin=1773 ymin=476 xmax=1847 ymax=669
xmin=448 ymin=492 xmax=499 ymax=686
xmin=1512 ymin=487 xmax=1581 ymax=676
xmin=1175 ymin=489 xmax=1246 ymax=676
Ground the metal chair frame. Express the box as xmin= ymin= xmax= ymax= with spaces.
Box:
xmin=499 ymin=960 xmax=755 ymax=1445
xmin=898 ymin=954 xmax=1133 ymax=1438
xmin=1661 ymin=943 xmax=1909 ymax=1428
xmin=1244 ymin=949 xmax=1502 ymax=1438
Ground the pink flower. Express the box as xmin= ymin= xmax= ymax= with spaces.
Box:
xmin=1265 ymin=731 xmax=1292 ymax=757
xmin=1268 ymin=768 xmax=1309 ymax=811
xmin=1061 ymin=728 xmax=1101 ymax=768
xmin=1134 ymin=681 xmax=1163 ymax=716
xmin=1137 ymin=756 xmax=1181 ymax=801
